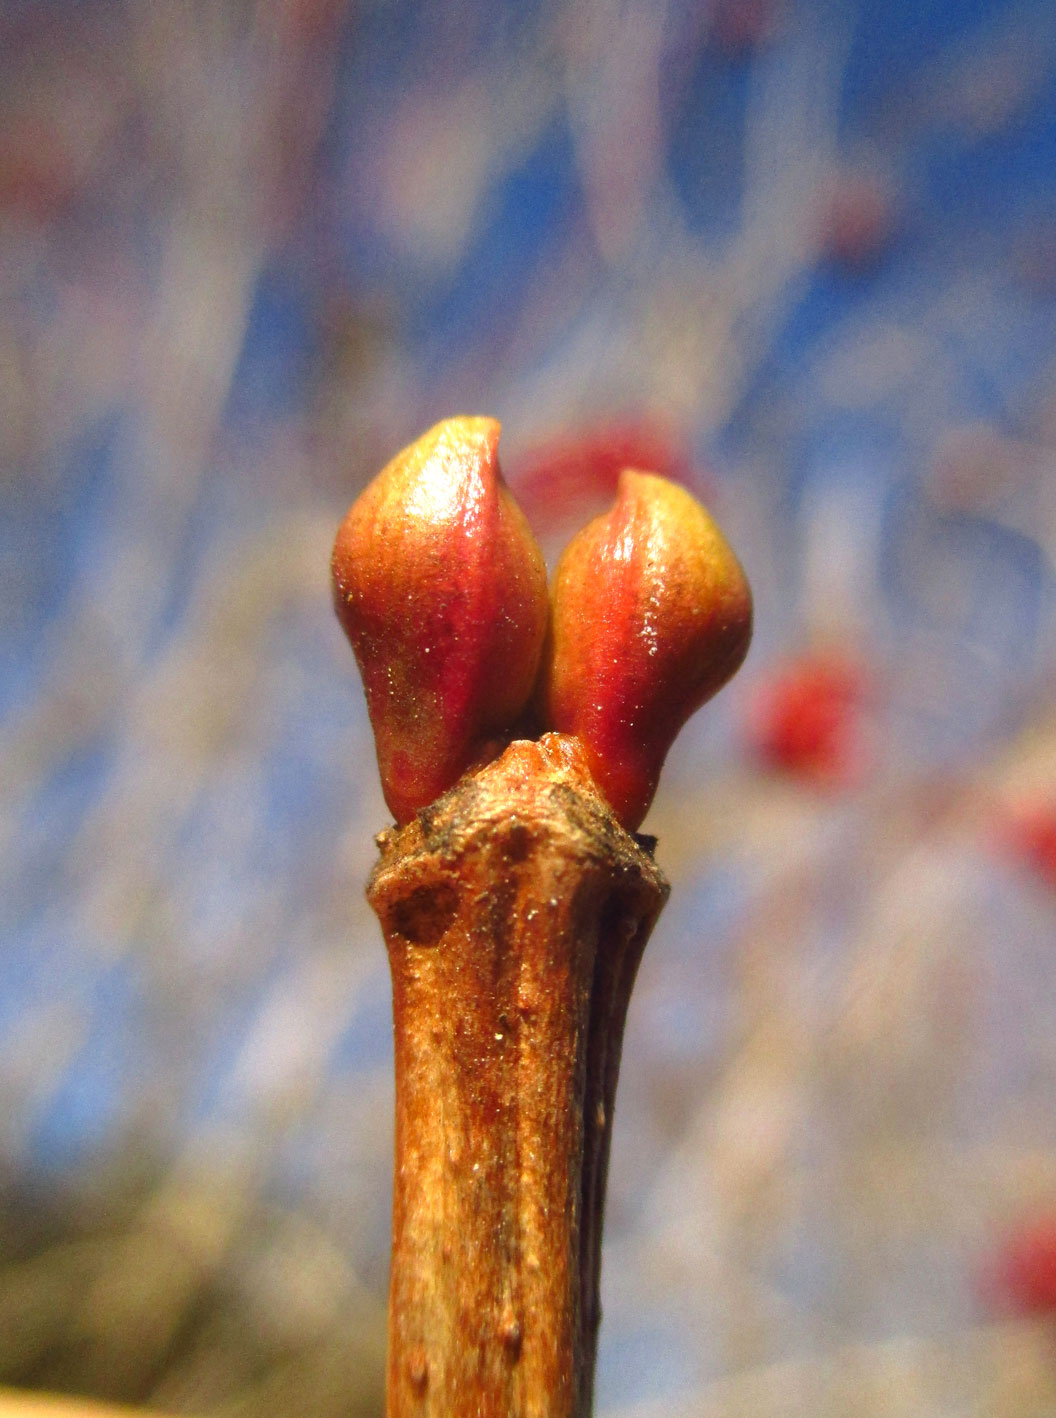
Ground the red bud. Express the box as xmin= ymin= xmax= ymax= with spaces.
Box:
xmin=332 ymin=417 xmax=548 ymax=824
xmin=986 ymin=1216 xmax=1056 ymax=1316
xmin=542 ymin=471 xmax=752 ymax=830
xmin=746 ymin=650 xmax=867 ymax=786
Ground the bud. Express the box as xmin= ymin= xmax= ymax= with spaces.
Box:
xmin=542 ymin=470 xmax=752 ymax=831
xmin=332 ymin=417 xmax=548 ymax=824
xmin=746 ymin=649 xmax=866 ymax=785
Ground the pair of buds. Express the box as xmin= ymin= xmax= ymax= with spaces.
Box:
xmin=332 ymin=417 xmax=752 ymax=832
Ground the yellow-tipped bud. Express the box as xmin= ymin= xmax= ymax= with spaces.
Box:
xmin=542 ymin=470 xmax=752 ymax=830
xmin=332 ymin=417 xmax=548 ymax=824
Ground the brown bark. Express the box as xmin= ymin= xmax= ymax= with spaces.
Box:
xmin=368 ymin=733 xmax=668 ymax=1418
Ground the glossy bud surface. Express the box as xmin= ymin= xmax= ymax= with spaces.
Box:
xmin=542 ymin=470 xmax=752 ymax=830
xmin=332 ymin=417 xmax=548 ymax=824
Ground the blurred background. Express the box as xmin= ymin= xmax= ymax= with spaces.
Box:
xmin=3 ymin=0 xmax=1056 ymax=1414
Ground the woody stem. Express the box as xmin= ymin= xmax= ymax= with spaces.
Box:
xmin=367 ymin=734 xmax=668 ymax=1418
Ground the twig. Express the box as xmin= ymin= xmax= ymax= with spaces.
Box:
xmin=332 ymin=415 xmax=750 ymax=1415
xmin=370 ymin=734 xmax=668 ymax=1417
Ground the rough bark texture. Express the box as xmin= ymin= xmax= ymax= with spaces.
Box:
xmin=368 ymin=733 xmax=669 ymax=1418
